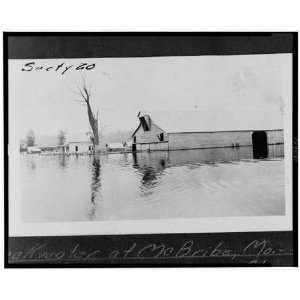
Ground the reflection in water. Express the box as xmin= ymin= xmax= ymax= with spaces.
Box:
xmin=133 ymin=152 xmax=168 ymax=196
xmin=20 ymin=144 xmax=285 ymax=222
xmin=89 ymin=156 xmax=102 ymax=220
xmin=26 ymin=155 xmax=37 ymax=171
xmin=132 ymin=152 xmax=138 ymax=168
xmin=142 ymin=168 xmax=157 ymax=184
xmin=58 ymin=155 xmax=69 ymax=169
xmin=133 ymin=145 xmax=284 ymax=198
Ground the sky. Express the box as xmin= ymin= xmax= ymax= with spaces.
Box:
xmin=9 ymin=54 xmax=291 ymax=146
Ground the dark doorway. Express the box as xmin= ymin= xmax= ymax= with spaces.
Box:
xmin=252 ymin=131 xmax=268 ymax=158
xmin=158 ymin=133 xmax=164 ymax=141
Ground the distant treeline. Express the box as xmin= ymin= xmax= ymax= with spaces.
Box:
xmin=20 ymin=129 xmax=133 ymax=148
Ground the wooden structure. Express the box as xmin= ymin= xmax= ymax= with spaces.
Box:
xmin=131 ymin=111 xmax=284 ymax=152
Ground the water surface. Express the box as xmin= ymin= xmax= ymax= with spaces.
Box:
xmin=19 ymin=145 xmax=285 ymax=222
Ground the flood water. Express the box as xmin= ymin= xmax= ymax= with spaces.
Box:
xmin=19 ymin=145 xmax=285 ymax=222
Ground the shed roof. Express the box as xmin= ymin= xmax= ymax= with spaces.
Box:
xmin=68 ymin=141 xmax=92 ymax=144
xmin=108 ymin=142 xmax=125 ymax=149
xmin=137 ymin=109 xmax=283 ymax=133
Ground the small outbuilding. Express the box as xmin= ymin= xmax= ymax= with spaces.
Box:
xmin=27 ymin=146 xmax=42 ymax=154
xmin=63 ymin=141 xmax=94 ymax=154
xmin=62 ymin=133 xmax=94 ymax=154
xmin=107 ymin=142 xmax=125 ymax=152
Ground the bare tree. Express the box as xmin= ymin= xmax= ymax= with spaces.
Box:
xmin=58 ymin=130 xmax=66 ymax=146
xmin=73 ymin=78 xmax=100 ymax=152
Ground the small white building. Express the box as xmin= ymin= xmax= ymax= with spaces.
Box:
xmin=63 ymin=141 xmax=94 ymax=154
xmin=107 ymin=142 xmax=125 ymax=152
xmin=27 ymin=146 xmax=42 ymax=154
xmin=62 ymin=133 xmax=94 ymax=154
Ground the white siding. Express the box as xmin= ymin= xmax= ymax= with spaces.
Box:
xmin=168 ymin=130 xmax=284 ymax=151
xmin=149 ymin=142 xmax=168 ymax=151
xmin=67 ymin=142 xmax=93 ymax=153
xmin=267 ymin=130 xmax=284 ymax=144
xmin=134 ymin=123 xmax=168 ymax=144
xmin=132 ymin=115 xmax=284 ymax=152
xmin=168 ymin=131 xmax=253 ymax=150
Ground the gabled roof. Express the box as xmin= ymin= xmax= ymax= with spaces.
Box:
xmin=136 ymin=109 xmax=283 ymax=133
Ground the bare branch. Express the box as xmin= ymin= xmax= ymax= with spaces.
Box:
xmin=71 ymin=98 xmax=87 ymax=106
xmin=79 ymin=86 xmax=88 ymax=102
xmin=70 ymin=86 xmax=87 ymax=104
xmin=71 ymin=75 xmax=100 ymax=150
xmin=83 ymin=88 xmax=89 ymax=102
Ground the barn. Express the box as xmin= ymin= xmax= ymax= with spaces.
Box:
xmin=131 ymin=111 xmax=284 ymax=154
xmin=107 ymin=142 xmax=125 ymax=152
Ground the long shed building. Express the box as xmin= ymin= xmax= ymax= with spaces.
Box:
xmin=131 ymin=111 xmax=284 ymax=153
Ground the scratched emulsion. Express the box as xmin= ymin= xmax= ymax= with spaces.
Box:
xmin=19 ymin=145 xmax=285 ymax=222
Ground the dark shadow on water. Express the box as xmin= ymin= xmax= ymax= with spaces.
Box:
xmin=167 ymin=144 xmax=283 ymax=166
xmin=26 ymin=156 xmax=37 ymax=171
xmin=88 ymin=156 xmax=102 ymax=220
xmin=132 ymin=145 xmax=284 ymax=197
xmin=58 ymin=155 xmax=69 ymax=169
xmin=133 ymin=152 xmax=168 ymax=196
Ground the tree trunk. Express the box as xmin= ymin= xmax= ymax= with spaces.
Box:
xmin=86 ymin=101 xmax=100 ymax=152
xmin=76 ymin=81 xmax=100 ymax=153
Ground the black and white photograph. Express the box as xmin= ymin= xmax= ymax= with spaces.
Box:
xmin=4 ymin=33 xmax=297 ymax=267
xmin=2 ymin=0 xmax=300 ymax=298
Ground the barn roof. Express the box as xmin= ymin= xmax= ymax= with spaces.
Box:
xmin=136 ymin=109 xmax=283 ymax=134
